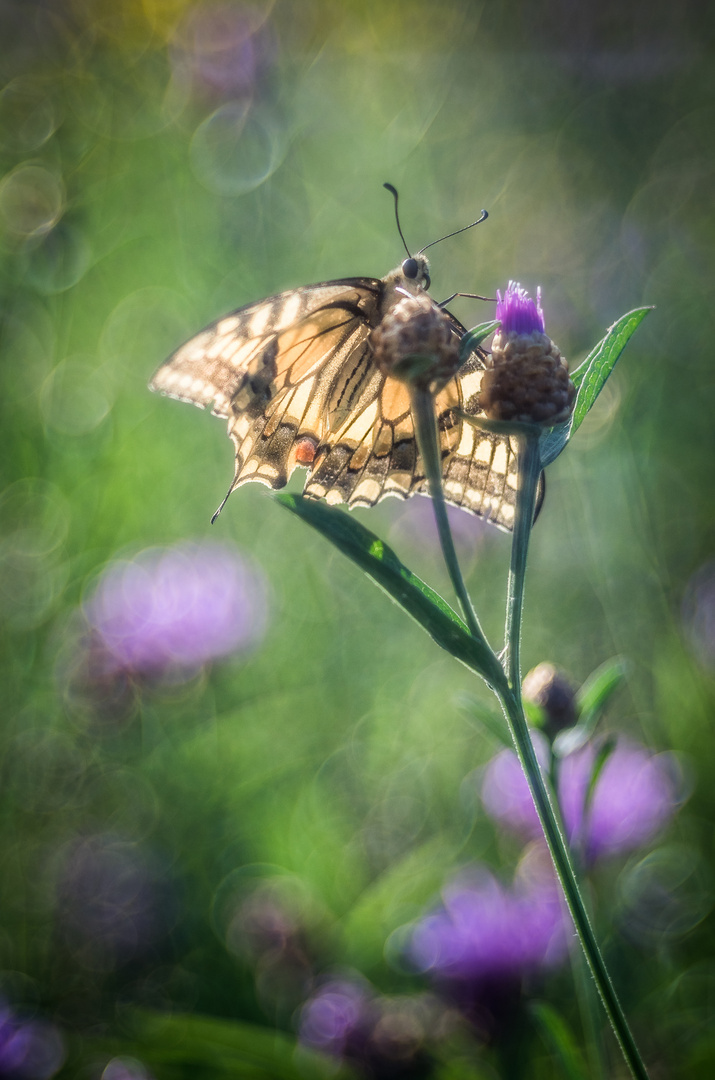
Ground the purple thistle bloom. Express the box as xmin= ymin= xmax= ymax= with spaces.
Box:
xmin=299 ymin=979 xmax=371 ymax=1057
xmin=495 ymin=281 xmax=545 ymax=336
xmin=407 ymin=863 xmax=569 ymax=985
xmin=0 ymin=1002 xmax=64 ymax=1079
xmin=299 ymin=979 xmax=434 ymax=1076
xmin=558 ymin=741 xmax=678 ymax=862
xmin=481 ymin=735 xmax=678 ymax=864
xmin=83 ymin=541 xmax=268 ymax=682
xmin=481 ymin=730 xmax=549 ymax=838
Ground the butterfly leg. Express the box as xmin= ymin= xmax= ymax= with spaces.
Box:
xmin=438 ymin=292 xmax=496 ymax=307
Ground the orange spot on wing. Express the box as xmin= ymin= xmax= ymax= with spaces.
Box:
xmin=294 ymin=436 xmax=317 ymax=464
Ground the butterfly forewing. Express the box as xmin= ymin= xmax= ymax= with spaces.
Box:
xmin=150 ymin=266 xmax=533 ymax=531
xmin=149 ymin=280 xmax=381 ymax=417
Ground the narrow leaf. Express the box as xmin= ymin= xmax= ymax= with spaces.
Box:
xmin=70 ymin=1009 xmax=355 ymax=1079
xmin=459 ymin=319 xmax=500 ymax=361
xmin=454 ymin=691 xmax=512 ymax=747
xmin=553 ymin=657 xmax=628 ymax=758
xmin=538 ymin=419 xmax=573 ymax=469
xmin=576 ymin=656 xmax=629 ymax=719
xmin=530 ymin=1002 xmax=589 ymax=1080
xmin=276 ymin=495 xmax=505 ymax=688
xmin=584 ymin=733 xmax=618 ymax=813
xmin=570 ymin=307 xmax=652 ymax=434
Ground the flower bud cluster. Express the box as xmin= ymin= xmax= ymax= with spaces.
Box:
xmin=370 ymin=293 xmax=461 ymax=389
xmin=478 ymin=282 xmax=575 ymax=425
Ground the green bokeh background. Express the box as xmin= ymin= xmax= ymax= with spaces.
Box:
xmin=1 ymin=1 xmax=714 ymax=1077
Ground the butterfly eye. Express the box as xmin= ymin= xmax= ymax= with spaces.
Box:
xmin=401 ymin=257 xmax=419 ymax=279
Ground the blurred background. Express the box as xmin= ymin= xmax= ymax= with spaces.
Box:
xmin=0 ymin=1 xmax=713 ymax=1077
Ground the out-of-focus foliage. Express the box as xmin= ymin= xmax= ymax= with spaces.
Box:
xmin=0 ymin=1 xmax=714 ymax=1078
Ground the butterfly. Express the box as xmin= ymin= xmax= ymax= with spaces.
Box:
xmin=150 ymin=197 xmax=541 ymax=531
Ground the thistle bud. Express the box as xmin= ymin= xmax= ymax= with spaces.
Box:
xmin=522 ymin=662 xmax=577 ymax=734
xmin=370 ymin=292 xmax=461 ymax=390
xmin=477 ymin=283 xmax=575 ymax=425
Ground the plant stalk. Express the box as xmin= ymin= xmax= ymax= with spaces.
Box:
xmin=409 ymin=383 xmax=489 ymax=649
xmin=499 ymin=430 xmax=649 ymax=1080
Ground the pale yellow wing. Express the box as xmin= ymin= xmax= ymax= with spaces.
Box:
xmin=304 ymin=351 xmax=522 ymax=531
xmin=150 ymin=278 xmax=384 ymax=501
xmin=150 ymin=280 xmax=539 ymax=531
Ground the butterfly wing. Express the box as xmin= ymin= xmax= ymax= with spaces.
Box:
xmin=150 ymin=278 xmax=385 ymax=495
xmin=150 ymin=280 xmax=542 ymax=531
xmin=304 ymin=312 xmax=532 ymax=531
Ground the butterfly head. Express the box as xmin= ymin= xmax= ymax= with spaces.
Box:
xmin=385 ymin=253 xmax=431 ymax=294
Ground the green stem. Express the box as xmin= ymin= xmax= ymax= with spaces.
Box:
xmin=499 ymin=430 xmax=649 ymax=1080
xmin=409 ymin=383 xmax=489 ymax=649
xmin=504 ymin=432 xmax=541 ymax=692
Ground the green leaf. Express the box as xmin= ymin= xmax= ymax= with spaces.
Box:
xmin=569 ymin=307 xmax=652 ymax=434
xmin=342 ymin=838 xmax=456 ymax=967
xmin=553 ymin=657 xmax=628 ymax=758
xmin=454 ymin=691 xmax=512 ymax=746
xmin=276 ymin=495 xmax=505 ymax=689
xmin=459 ymin=319 xmax=500 ymax=361
xmin=63 ymin=1009 xmax=356 ymax=1079
xmin=537 ymin=419 xmax=573 ymax=469
xmin=576 ymin=655 xmax=629 ymax=719
xmin=584 ymin=733 xmax=618 ymax=813
xmin=530 ymin=1002 xmax=589 ymax=1080
xmin=539 ymin=307 xmax=652 ymax=467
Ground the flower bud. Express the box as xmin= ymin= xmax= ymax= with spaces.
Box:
xmin=370 ymin=293 xmax=461 ymax=389
xmin=477 ymin=282 xmax=575 ymax=424
xmin=522 ymin=662 xmax=577 ymax=734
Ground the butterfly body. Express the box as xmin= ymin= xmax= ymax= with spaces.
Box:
xmin=150 ymin=254 xmax=526 ymax=530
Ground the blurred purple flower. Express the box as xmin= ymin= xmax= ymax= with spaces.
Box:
xmin=495 ymin=281 xmax=545 ymax=336
xmin=299 ymin=979 xmax=371 ymax=1058
xmin=299 ymin=979 xmax=434 ymax=1077
xmin=682 ymin=560 xmax=715 ymax=670
xmin=54 ymin=834 xmax=171 ymax=971
xmin=0 ymin=1002 xmax=64 ymax=1079
xmin=559 ymin=741 xmax=678 ymax=862
xmin=482 ymin=734 xmax=678 ymax=863
xmin=407 ymin=862 xmax=569 ymax=986
xmin=170 ymin=3 xmax=274 ymax=103
xmin=83 ymin=541 xmax=268 ymax=683
xmin=101 ymin=1058 xmax=154 ymax=1080
xmin=481 ymin=729 xmax=549 ymax=838
xmin=389 ymin=496 xmax=489 ymax=559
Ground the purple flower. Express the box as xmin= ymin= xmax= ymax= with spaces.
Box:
xmin=83 ymin=541 xmax=268 ymax=683
xmin=299 ymin=979 xmax=371 ymax=1057
xmin=54 ymin=833 xmax=171 ymax=971
xmin=558 ymin=741 xmax=678 ymax=862
xmin=388 ymin=495 xmax=489 ymax=559
xmin=495 ymin=281 xmax=545 ymax=336
xmin=0 ymin=1003 xmax=64 ymax=1079
xmin=298 ymin=979 xmax=433 ymax=1076
xmin=101 ymin=1058 xmax=154 ymax=1080
xmin=682 ymin=560 xmax=715 ymax=670
xmin=481 ymin=735 xmax=678 ymax=863
xmin=170 ymin=3 xmax=274 ymax=103
xmin=481 ymin=730 xmax=549 ymax=838
xmin=407 ymin=861 xmax=569 ymax=986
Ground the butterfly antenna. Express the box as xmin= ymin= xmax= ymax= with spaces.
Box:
xmin=383 ymin=183 xmax=412 ymax=259
xmin=417 ymin=209 xmax=489 ymax=255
